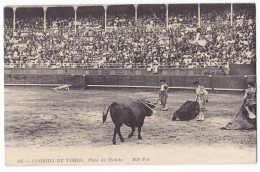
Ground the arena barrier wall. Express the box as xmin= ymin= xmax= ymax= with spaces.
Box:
xmin=229 ymin=64 xmax=256 ymax=75
xmin=4 ymin=69 xmax=256 ymax=90
xmin=4 ymin=68 xmax=224 ymax=76
xmin=4 ymin=74 xmax=85 ymax=88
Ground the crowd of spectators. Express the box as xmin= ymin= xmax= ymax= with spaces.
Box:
xmin=4 ymin=18 xmax=13 ymax=30
xmin=16 ymin=16 xmax=44 ymax=32
xmin=4 ymin=5 xmax=256 ymax=71
xmin=78 ymin=15 xmax=104 ymax=29
xmin=107 ymin=14 xmax=134 ymax=27
xmin=138 ymin=14 xmax=165 ymax=28
xmin=200 ymin=5 xmax=231 ymax=26
xmin=168 ymin=5 xmax=197 ymax=26
xmin=47 ymin=17 xmax=74 ymax=30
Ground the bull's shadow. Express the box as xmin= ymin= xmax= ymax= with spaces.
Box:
xmin=103 ymin=99 xmax=156 ymax=145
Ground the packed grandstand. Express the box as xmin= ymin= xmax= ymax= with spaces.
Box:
xmin=4 ymin=4 xmax=256 ymax=70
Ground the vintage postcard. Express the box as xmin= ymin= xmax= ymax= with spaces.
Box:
xmin=3 ymin=2 xmax=257 ymax=166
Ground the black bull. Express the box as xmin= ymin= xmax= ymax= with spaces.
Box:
xmin=103 ymin=100 xmax=156 ymax=144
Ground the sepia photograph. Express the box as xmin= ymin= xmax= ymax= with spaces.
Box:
xmin=2 ymin=0 xmax=257 ymax=166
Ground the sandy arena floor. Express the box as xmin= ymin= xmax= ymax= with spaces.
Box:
xmin=4 ymin=86 xmax=256 ymax=149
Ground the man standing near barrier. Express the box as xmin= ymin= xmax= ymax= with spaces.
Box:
xmin=193 ymin=81 xmax=208 ymax=121
xmin=159 ymin=80 xmax=169 ymax=111
xmin=244 ymin=82 xmax=256 ymax=115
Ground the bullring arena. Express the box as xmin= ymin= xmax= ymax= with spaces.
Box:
xmin=4 ymin=3 xmax=256 ymax=165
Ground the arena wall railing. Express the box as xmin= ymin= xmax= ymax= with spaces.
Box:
xmin=5 ymin=63 xmax=255 ymax=76
xmin=4 ymin=67 xmax=223 ymax=76
xmin=4 ymin=68 xmax=256 ymax=92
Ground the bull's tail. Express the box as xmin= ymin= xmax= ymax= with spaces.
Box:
xmin=103 ymin=104 xmax=112 ymax=123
